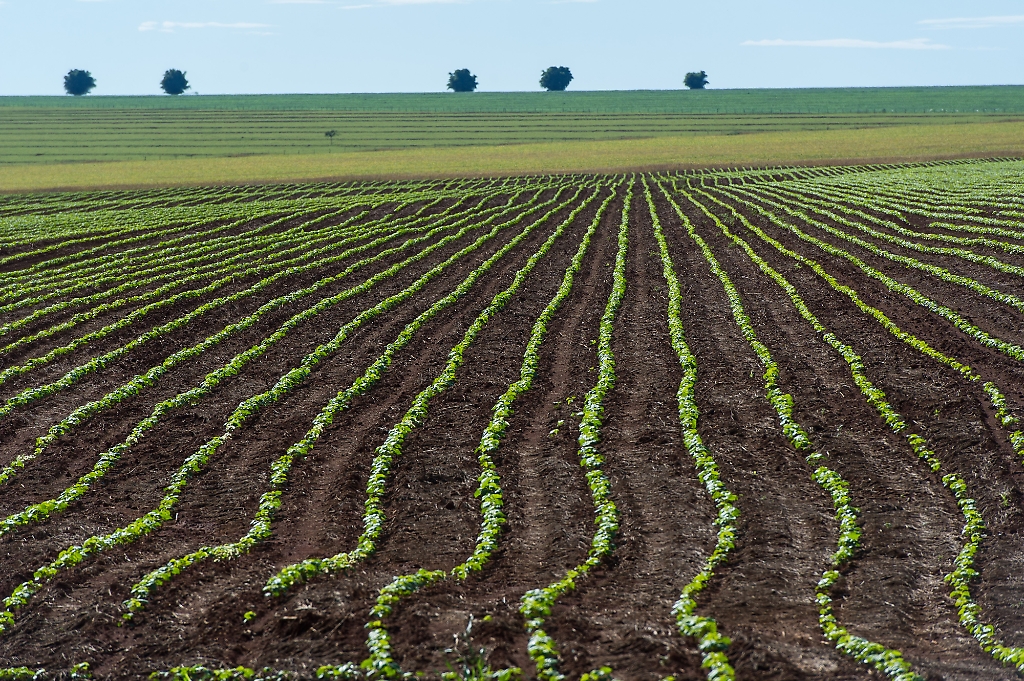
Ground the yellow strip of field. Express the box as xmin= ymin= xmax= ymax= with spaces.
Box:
xmin=2 ymin=120 xmax=1023 ymax=192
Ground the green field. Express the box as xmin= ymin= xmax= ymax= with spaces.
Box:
xmin=3 ymin=121 xmax=1023 ymax=193
xmin=2 ymin=86 xmax=1023 ymax=165
xmin=3 ymin=110 xmax=1014 ymax=164
xmin=1 ymin=86 xmax=1022 ymax=191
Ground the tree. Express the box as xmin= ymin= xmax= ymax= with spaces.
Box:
xmin=325 ymin=130 xmax=337 ymax=146
xmin=684 ymin=71 xmax=709 ymax=90
xmin=64 ymin=69 xmax=96 ymax=96
xmin=160 ymin=69 xmax=190 ymax=95
xmin=540 ymin=66 xmax=573 ymax=92
xmin=447 ymin=69 xmax=478 ymax=93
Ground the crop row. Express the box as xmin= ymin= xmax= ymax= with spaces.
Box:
xmin=0 ymin=185 xmax=568 ymax=556
xmin=689 ymin=183 xmax=1024 ymax=673
xmin=262 ymin=185 xmax=587 ymax=597
xmin=642 ymin=177 xmax=738 ymax=681
xmin=1 ymin=194 xmax=435 ymax=323
xmin=0 ymin=193 xmax=493 ymax=380
xmin=518 ymin=178 xmax=633 ymax=681
xmin=125 ymin=184 xmax=598 ymax=627
xmin=670 ymin=183 xmax=922 ymax=679
xmin=3 ymin=161 xmax=1024 ymax=679
xmin=660 ymin=182 xmax=922 ymax=679
xmin=757 ymin=184 xmax=1024 ymax=260
xmin=0 ymin=184 xmax=557 ymax=341
xmin=0 ymin=187 xmax=544 ymax=487
xmin=685 ymin=187 xmax=1024 ymax=470
xmin=0 ymin=184 xmax=587 ymax=634
xmin=0 ymin=203 xmax=524 ymax=536
xmin=346 ymin=184 xmax=609 ymax=679
xmin=712 ymin=183 xmax=1024 ymax=458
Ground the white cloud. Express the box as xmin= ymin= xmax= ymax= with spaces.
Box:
xmin=919 ymin=15 xmax=1024 ymax=30
xmin=742 ymin=37 xmax=949 ymax=50
xmin=139 ymin=21 xmax=273 ymax=33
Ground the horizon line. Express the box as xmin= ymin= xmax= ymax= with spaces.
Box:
xmin=1 ymin=83 xmax=1023 ymax=98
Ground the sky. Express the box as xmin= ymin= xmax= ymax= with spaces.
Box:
xmin=0 ymin=1 xmax=1022 ymax=95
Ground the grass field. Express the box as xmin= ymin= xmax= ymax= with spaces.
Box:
xmin=2 ymin=160 xmax=1024 ymax=680
xmin=2 ymin=120 xmax=1023 ymax=193
xmin=3 ymin=86 xmax=1023 ymax=165
xmin=1 ymin=86 xmax=1022 ymax=191
xmin=5 ymin=110 xmax=1011 ymax=164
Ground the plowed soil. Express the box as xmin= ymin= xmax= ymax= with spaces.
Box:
xmin=2 ymin=164 xmax=1024 ymax=681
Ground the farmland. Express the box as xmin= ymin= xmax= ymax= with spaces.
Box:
xmin=0 ymin=159 xmax=1022 ymax=679
xmin=5 ymin=108 xmax=1007 ymax=165
xmin=2 ymin=87 xmax=1024 ymax=192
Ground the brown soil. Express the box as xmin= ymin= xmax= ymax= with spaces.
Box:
xmin=1 ymin=168 xmax=1023 ymax=681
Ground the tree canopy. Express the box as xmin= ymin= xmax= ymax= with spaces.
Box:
xmin=684 ymin=71 xmax=709 ymax=90
xmin=540 ymin=66 xmax=573 ymax=92
xmin=447 ymin=69 xmax=478 ymax=93
xmin=63 ymin=69 xmax=96 ymax=96
xmin=160 ymin=69 xmax=191 ymax=95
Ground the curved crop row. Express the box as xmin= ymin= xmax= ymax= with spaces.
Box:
xmin=664 ymin=183 xmax=921 ymax=680
xmin=0 ymin=187 xmax=565 ymax=543
xmin=124 ymin=185 xmax=598 ymax=625
xmin=0 ymin=203 xmax=310 ymax=301
xmin=0 ymin=186 xmax=481 ymax=301
xmin=0 ymin=200 xmax=386 ymax=328
xmin=778 ymin=178 xmax=1024 ymax=238
xmin=708 ymin=187 xmax=1024 ymax=369
xmin=0 ymin=208 xmax=360 ymax=371
xmin=732 ymin=190 xmax=1024 ymax=319
xmin=262 ymin=185 xmax=589 ymax=598
xmin=687 ymin=184 xmax=1024 ymax=675
xmin=762 ymin=185 xmax=1024 ymax=259
xmin=0 ymin=206 xmax=271 ymax=270
xmin=641 ymin=177 xmax=738 ymax=681
xmin=0 ymin=209 xmax=307 ymax=327
xmin=0 ymin=193 xmax=487 ymax=380
xmin=343 ymin=182 xmax=620 ymax=680
xmin=0 ymin=211 xmax=362 ymax=358
xmin=0 ymin=188 xmax=548 ymax=486
xmin=0 ymin=184 xmax=585 ymax=635
xmin=799 ymin=178 xmax=1024 ymax=232
xmin=0 ymin=189 xmax=447 ymax=308
xmin=0 ymin=214 xmax=511 ymax=535
xmin=0 ymin=208 xmax=282 ymax=300
xmin=747 ymin=186 xmax=1024 ymax=292
xmin=708 ymin=186 xmax=1024 ymax=464
xmin=0 ymin=204 xmax=325 ymax=301
xmin=518 ymin=177 xmax=632 ymax=681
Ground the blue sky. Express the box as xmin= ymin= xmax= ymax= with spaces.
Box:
xmin=1 ymin=1 xmax=1022 ymax=95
